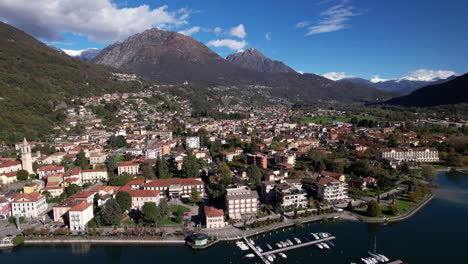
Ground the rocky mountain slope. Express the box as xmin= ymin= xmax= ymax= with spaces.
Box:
xmin=226 ymin=48 xmax=295 ymax=73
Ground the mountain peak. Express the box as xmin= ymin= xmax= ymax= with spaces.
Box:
xmin=226 ymin=48 xmax=295 ymax=73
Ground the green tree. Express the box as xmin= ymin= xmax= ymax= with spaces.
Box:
xmin=421 ymin=165 xmax=436 ymax=181
xmin=116 ymin=135 xmax=127 ymax=148
xmin=158 ymin=199 xmax=170 ymax=220
xmin=156 ymin=157 xmax=171 ymax=179
xmin=76 ymin=150 xmax=88 ymax=169
xmin=367 ymin=200 xmax=381 ymax=217
xmin=247 ymin=164 xmax=262 ymax=190
xmin=108 ymin=172 xmax=133 ymax=186
xmin=175 ymin=206 xmax=184 ymax=223
xmin=142 ymin=202 xmax=158 ymax=223
xmin=182 ymin=148 xmax=200 ymax=178
xmin=65 ymin=184 xmax=81 ymax=197
xmin=116 ymin=191 xmax=132 ymax=212
xmin=217 ymin=162 xmax=232 ymax=188
xmin=105 ymin=155 xmax=118 ymax=173
xmin=189 ymin=186 xmax=202 ymax=203
xmin=16 ymin=170 xmax=29 ymax=181
xmin=101 ymin=198 xmax=122 ymax=226
xmin=401 ymin=162 xmax=410 ymax=174
xmin=141 ymin=162 xmax=156 ymax=179
xmin=389 ymin=204 xmax=399 ymax=216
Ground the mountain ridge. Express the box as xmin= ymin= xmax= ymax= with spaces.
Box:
xmin=226 ymin=48 xmax=295 ymax=73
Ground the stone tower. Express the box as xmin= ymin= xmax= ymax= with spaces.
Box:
xmin=20 ymin=138 xmax=34 ymax=174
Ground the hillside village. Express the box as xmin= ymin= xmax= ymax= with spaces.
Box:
xmin=0 ymin=88 xmax=466 ymax=238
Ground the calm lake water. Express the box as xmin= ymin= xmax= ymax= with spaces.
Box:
xmin=2 ymin=171 xmax=467 ymax=264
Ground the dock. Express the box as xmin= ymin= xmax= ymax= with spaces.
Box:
xmin=242 ymin=235 xmax=336 ymax=263
xmin=261 ymin=236 xmax=336 ymax=256
xmin=242 ymin=236 xmax=271 ymax=264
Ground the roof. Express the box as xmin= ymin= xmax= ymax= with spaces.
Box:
xmin=0 ymin=161 xmax=21 ymax=168
xmin=317 ymin=176 xmax=339 ymax=186
xmin=70 ymin=191 xmax=95 ymax=199
xmin=118 ymin=161 xmax=140 ymax=167
xmin=320 ymin=171 xmax=344 ymax=179
xmin=204 ymin=205 xmax=224 ymax=217
xmin=125 ymin=189 xmax=160 ymax=197
xmin=81 ymin=169 xmax=107 ymax=173
xmin=37 ymin=165 xmax=64 ymax=172
xmin=142 ymin=178 xmax=204 ymax=188
xmin=13 ymin=192 xmax=44 ymax=203
xmin=69 ymin=202 xmax=93 ymax=212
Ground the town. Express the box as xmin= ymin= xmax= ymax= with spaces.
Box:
xmin=1 ymin=88 xmax=465 ymax=248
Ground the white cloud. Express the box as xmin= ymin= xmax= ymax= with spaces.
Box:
xmin=295 ymin=21 xmax=310 ymax=28
xmin=265 ymin=32 xmax=271 ymax=41
xmin=298 ymin=71 xmax=304 ymax=74
xmin=399 ymin=69 xmax=456 ymax=82
xmin=0 ymin=0 xmax=191 ymax=43
xmin=228 ymin=24 xmax=246 ymax=39
xmin=323 ymin=72 xmax=354 ymax=81
xmin=61 ymin=48 xmax=98 ymax=57
xmin=178 ymin=26 xmax=200 ymax=36
xmin=213 ymin=27 xmax=222 ymax=35
xmin=305 ymin=0 xmax=364 ymax=36
xmin=207 ymin=39 xmax=247 ymax=52
xmin=370 ymin=75 xmax=390 ymax=83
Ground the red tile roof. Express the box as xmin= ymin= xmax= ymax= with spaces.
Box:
xmin=142 ymin=178 xmax=204 ymax=188
xmin=69 ymin=202 xmax=93 ymax=212
xmin=37 ymin=165 xmax=64 ymax=172
xmin=118 ymin=161 xmax=140 ymax=167
xmin=125 ymin=189 xmax=160 ymax=197
xmin=204 ymin=205 xmax=224 ymax=217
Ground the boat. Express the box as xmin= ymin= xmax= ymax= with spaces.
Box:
xmin=368 ymin=257 xmax=378 ymax=264
xmin=279 ymin=253 xmax=287 ymax=259
xmin=294 ymin=237 xmax=302 ymax=244
xmin=245 ymin=253 xmax=255 ymax=258
xmin=286 ymin=239 xmax=293 ymax=246
xmin=311 ymin=233 xmax=319 ymax=240
xmin=266 ymin=255 xmax=274 ymax=262
xmin=368 ymin=252 xmax=385 ymax=262
xmin=256 ymin=246 xmax=263 ymax=253
xmin=276 ymin=242 xmax=282 ymax=248
xmin=266 ymin=243 xmax=273 ymax=250
xmin=316 ymin=243 xmax=324 ymax=249
xmin=361 ymin=258 xmax=371 ymax=264
xmin=322 ymin=242 xmax=330 ymax=249
xmin=325 ymin=240 xmax=335 ymax=247
xmin=378 ymin=254 xmax=389 ymax=262
xmin=249 ymin=239 xmax=255 ymax=245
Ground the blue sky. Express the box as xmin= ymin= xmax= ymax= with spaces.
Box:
xmin=1 ymin=0 xmax=467 ymax=80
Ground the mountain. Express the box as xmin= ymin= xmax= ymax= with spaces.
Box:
xmin=340 ymin=76 xmax=457 ymax=94
xmin=62 ymin=48 xmax=101 ymax=61
xmin=93 ymin=28 xmax=392 ymax=103
xmin=0 ymin=22 xmax=138 ymax=143
xmin=384 ymin=73 xmax=468 ymax=107
xmin=226 ymin=48 xmax=295 ymax=73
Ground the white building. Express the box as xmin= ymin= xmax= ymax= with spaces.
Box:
xmin=273 ymin=180 xmax=307 ymax=209
xmin=377 ymin=148 xmax=439 ymax=163
xmin=185 ymin=137 xmax=200 ymax=149
xmin=204 ymin=205 xmax=227 ymax=229
xmin=225 ymin=186 xmax=258 ymax=220
xmin=80 ymin=169 xmax=108 ymax=183
xmin=125 ymin=190 xmax=161 ymax=210
xmin=68 ymin=202 xmax=94 ymax=230
xmin=11 ymin=192 xmax=47 ymax=218
xmin=316 ymin=177 xmax=348 ymax=203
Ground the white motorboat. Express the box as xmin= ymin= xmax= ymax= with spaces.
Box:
xmin=266 ymin=243 xmax=273 ymax=250
xmin=249 ymin=239 xmax=255 ymax=245
xmin=294 ymin=237 xmax=302 ymax=244
xmin=276 ymin=242 xmax=282 ymax=248
xmin=245 ymin=253 xmax=255 ymax=258
xmin=322 ymin=243 xmax=330 ymax=249
xmin=378 ymin=254 xmax=389 ymax=262
xmin=361 ymin=258 xmax=371 ymax=264
xmin=368 ymin=252 xmax=385 ymax=262
xmin=311 ymin=233 xmax=319 ymax=240
xmin=256 ymin=246 xmax=263 ymax=253
xmin=316 ymin=243 xmax=324 ymax=249
xmin=279 ymin=253 xmax=287 ymax=259
xmin=286 ymin=239 xmax=293 ymax=246
xmin=281 ymin=241 xmax=288 ymax=247
xmin=266 ymin=255 xmax=274 ymax=262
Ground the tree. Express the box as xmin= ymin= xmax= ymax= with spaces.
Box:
xmin=141 ymin=162 xmax=156 ymax=179
xmin=76 ymin=150 xmax=88 ymax=169
xmin=65 ymin=184 xmax=81 ymax=197
xmin=217 ymin=162 xmax=232 ymax=188
xmin=17 ymin=170 xmax=29 ymax=181
xmin=175 ymin=206 xmax=184 ymax=223
xmin=116 ymin=135 xmax=127 ymax=148
xmin=367 ymin=200 xmax=381 ymax=217
xmin=158 ymin=199 xmax=170 ymax=220
xmin=421 ymin=165 xmax=436 ymax=181
xmin=101 ymin=198 xmax=122 ymax=226
xmin=446 ymin=152 xmax=463 ymax=167
xmin=189 ymin=186 xmax=202 ymax=203
xmin=105 ymin=155 xmax=117 ymax=173
xmin=401 ymin=162 xmax=410 ymax=174
xmin=156 ymin=157 xmax=171 ymax=179
xmin=182 ymin=148 xmax=200 ymax=178
xmin=142 ymin=202 xmax=158 ymax=223
xmin=247 ymin=164 xmax=262 ymax=190
xmin=108 ymin=172 xmax=133 ymax=186
xmin=116 ymin=191 xmax=132 ymax=212
xmin=389 ymin=204 xmax=399 ymax=216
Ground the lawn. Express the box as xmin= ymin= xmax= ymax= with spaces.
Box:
xmin=355 ymin=198 xmax=419 ymax=218
xmin=169 ymin=205 xmax=190 ymax=213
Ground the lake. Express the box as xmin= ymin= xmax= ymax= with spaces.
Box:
xmin=2 ymin=171 xmax=467 ymax=263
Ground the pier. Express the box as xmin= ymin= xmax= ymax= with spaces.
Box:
xmin=261 ymin=236 xmax=336 ymax=256
xmin=242 ymin=235 xmax=336 ymax=263
xmin=242 ymin=236 xmax=271 ymax=264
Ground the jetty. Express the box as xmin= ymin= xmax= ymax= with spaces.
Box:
xmin=242 ymin=235 xmax=336 ymax=263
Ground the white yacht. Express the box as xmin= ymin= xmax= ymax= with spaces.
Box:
xmin=311 ymin=233 xmax=319 ymax=240
xmin=266 ymin=255 xmax=274 ymax=262
xmin=266 ymin=243 xmax=273 ymax=250
xmin=279 ymin=253 xmax=287 ymax=259
xmin=294 ymin=237 xmax=302 ymax=244
xmin=316 ymin=243 xmax=324 ymax=249
xmin=321 ymin=242 xmax=330 ymax=249
xmin=245 ymin=253 xmax=255 ymax=258
xmin=256 ymin=246 xmax=263 ymax=253
xmin=286 ymin=239 xmax=293 ymax=246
